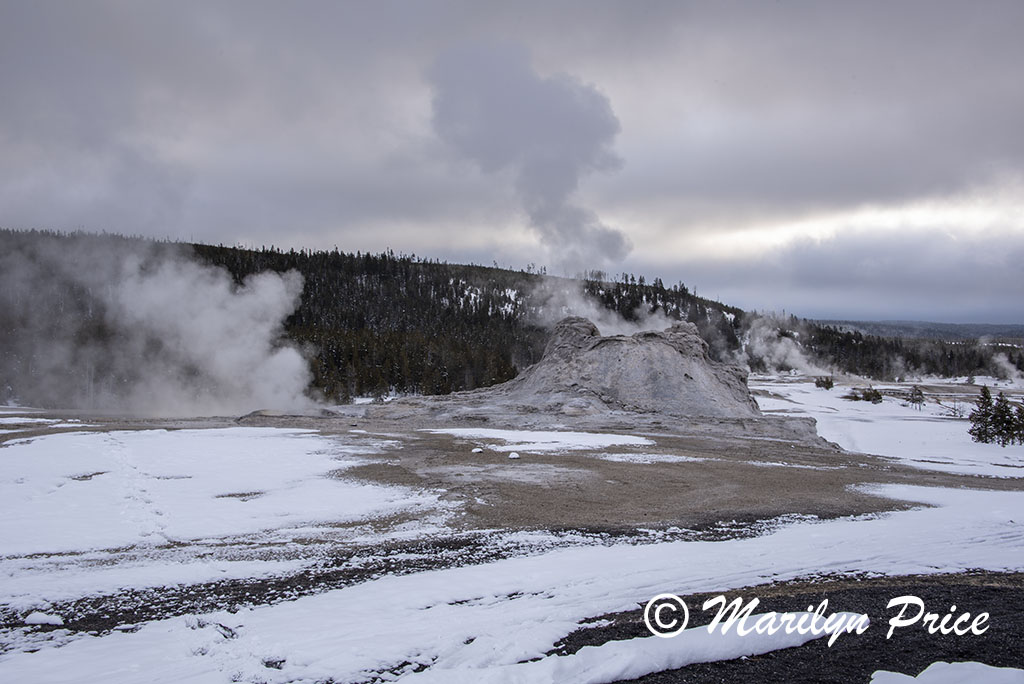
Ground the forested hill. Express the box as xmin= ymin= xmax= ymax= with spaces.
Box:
xmin=192 ymin=243 xmax=544 ymax=399
xmin=0 ymin=229 xmax=742 ymax=403
xmin=189 ymin=242 xmax=744 ymax=400
xmin=1 ymin=229 xmax=1021 ymax=407
xmin=190 ymin=243 xmax=1021 ymax=391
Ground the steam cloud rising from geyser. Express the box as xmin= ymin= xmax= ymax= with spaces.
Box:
xmin=529 ymin=278 xmax=678 ymax=338
xmin=429 ymin=43 xmax=631 ymax=274
xmin=0 ymin=233 xmax=313 ymax=416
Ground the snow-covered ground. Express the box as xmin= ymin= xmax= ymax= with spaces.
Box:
xmin=872 ymin=661 xmax=1024 ymax=683
xmin=2 ymin=483 xmax=1021 ymax=683
xmin=424 ymin=428 xmax=653 ymax=453
xmin=0 ymin=416 xmax=96 ymax=434
xmin=1 ymin=428 xmax=443 ymax=556
xmin=751 ymin=377 xmax=1024 ymax=478
xmin=1 ymin=383 xmax=1022 ymax=682
xmin=0 ymin=427 xmax=450 ymax=612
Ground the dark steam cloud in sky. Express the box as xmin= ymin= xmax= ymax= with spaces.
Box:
xmin=429 ymin=43 xmax=630 ymax=274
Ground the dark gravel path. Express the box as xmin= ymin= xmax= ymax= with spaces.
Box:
xmin=1 ymin=517 xmax=798 ymax=640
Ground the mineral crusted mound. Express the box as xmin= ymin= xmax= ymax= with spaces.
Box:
xmin=496 ymin=317 xmax=761 ymax=418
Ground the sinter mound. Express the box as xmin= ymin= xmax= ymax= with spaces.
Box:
xmin=491 ymin=317 xmax=761 ymax=418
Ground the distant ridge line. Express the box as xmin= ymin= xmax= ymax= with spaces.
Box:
xmin=814 ymin=320 xmax=1024 ymax=341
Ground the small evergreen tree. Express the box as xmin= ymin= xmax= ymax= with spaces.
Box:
xmin=991 ymin=392 xmax=1016 ymax=447
xmin=1015 ymin=404 xmax=1024 ymax=446
xmin=968 ymin=385 xmax=994 ymax=444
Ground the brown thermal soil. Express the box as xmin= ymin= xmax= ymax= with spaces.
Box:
xmin=552 ymin=571 xmax=1024 ymax=683
xmin=334 ymin=422 xmax=1021 ymax=532
xmin=231 ymin=398 xmax=1024 ymax=535
xmin=14 ymin=407 xmax=1022 ymax=534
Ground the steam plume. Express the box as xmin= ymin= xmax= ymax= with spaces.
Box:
xmin=991 ymin=352 xmax=1023 ymax=381
xmin=528 ymin=278 xmax=675 ymax=337
xmin=742 ymin=315 xmax=831 ymax=376
xmin=0 ymin=232 xmax=313 ymax=416
xmin=428 ymin=43 xmax=630 ymax=274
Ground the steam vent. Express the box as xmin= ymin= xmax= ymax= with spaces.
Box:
xmin=505 ymin=317 xmax=761 ymax=418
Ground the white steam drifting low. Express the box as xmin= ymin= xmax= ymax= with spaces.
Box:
xmin=529 ymin=279 xmax=675 ymax=337
xmin=105 ymin=254 xmax=312 ymax=414
xmin=529 ymin=284 xmax=835 ymax=376
xmin=742 ymin=315 xmax=832 ymax=376
xmin=991 ymin=352 xmax=1023 ymax=381
xmin=0 ymin=234 xmax=313 ymax=416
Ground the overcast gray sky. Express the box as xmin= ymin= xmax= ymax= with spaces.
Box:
xmin=2 ymin=1 xmax=1022 ymax=322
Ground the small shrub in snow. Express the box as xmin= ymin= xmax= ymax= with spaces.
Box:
xmin=814 ymin=376 xmax=834 ymax=390
xmin=862 ymin=388 xmax=883 ymax=403
xmin=842 ymin=387 xmax=883 ymax=404
xmin=947 ymin=399 xmax=965 ymax=419
xmin=908 ymin=385 xmax=925 ymax=410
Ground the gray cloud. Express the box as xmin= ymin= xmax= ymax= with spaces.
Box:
xmin=583 ymin=1 xmax=1024 ymax=216
xmin=642 ymin=227 xmax=1024 ymax=324
xmin=428 ymin=42 xmax=629 ymax=273
xmin=1 ymin=1 xmax=1022 ymax=321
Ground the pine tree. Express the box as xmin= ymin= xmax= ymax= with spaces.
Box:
xmin=991 ymin=392 xmax=1015 ymax=447
xmin=968 ymin=385 xmax=994 ymax=444
xmin=1015 ymin=404 xmax=1024 ymax=446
